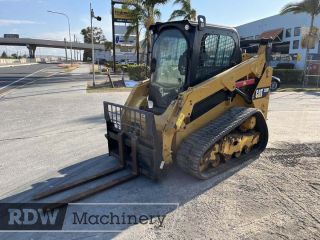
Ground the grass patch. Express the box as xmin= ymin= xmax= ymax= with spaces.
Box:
xmin=58 ymin=64 xmax=80 ymax=72
xmin=89 ymin=64 xmax=103 ymax=74
xmin=86 ymin=81 xmax=132 ymax=93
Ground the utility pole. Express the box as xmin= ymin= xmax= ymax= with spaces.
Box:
xmin=47 ymin=10 xmax=73 ymax=65
xmin=136 ymin=25 xmax=140 ymax=64
xmin=64 ymin=38 xmax=68 ymax=63
xmin=90 ymin=3 xmax=102 ymax=87
xmin=74 ymin=34 xmax=77 ymax=61
xmin=90 ymin=3 xmax=95 ymax=87
xmin=111 ymin=1 xmax=116 ymax=72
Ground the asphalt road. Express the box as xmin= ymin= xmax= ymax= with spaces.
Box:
xmin=0 ymin=64 xmax=56 ymax=95
xmin=0 ymin=67 xmax=319 ymax=240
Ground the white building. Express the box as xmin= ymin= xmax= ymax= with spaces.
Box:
xmin=236 ymin=13 xmax=320 ymax=69
xmin=94 ymin=25 xmax=138 ymax=63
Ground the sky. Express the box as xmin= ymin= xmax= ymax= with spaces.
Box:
xmin=0 ymin=0 xmax=294 ymax=56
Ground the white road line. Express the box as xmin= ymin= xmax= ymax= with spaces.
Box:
xmin=9 ymin=72 xmax=56 ymax=93
xmin=0 ymin=67 xmax=49 ymax=91
xmin=0 ymin=67 xmax=57 ymax=99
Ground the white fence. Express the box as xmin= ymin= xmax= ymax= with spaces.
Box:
xmin=0 ymin=58 xmax=39 ymax=65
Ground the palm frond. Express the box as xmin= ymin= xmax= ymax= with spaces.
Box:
xmin=169 ymin=0 xmax=196 ymax=21
xmin=169 ymin=9 xmax=187 ymax=21
xmin=124 ymin=24 xmax=137 ymax=41
xmin=181 ymin=0 xmax=192 ymax=12
xmin=280 ymin=2 xmax=307 ymax=14
xmin=309 ymin=0 xmax=320 ymax=15
xmin=145 ymin=0 xmax=169 ymax=7
xmin=280 ymin=0 xmax=320 ymax=15
xmin=172 ymin=0 xmax=183 ymax=5
xmin=154 ymin=8 xmax=162 ymax=20
xmin=189 ymin=9 xmax=197 ymax=21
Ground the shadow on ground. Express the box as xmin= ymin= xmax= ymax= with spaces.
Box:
xmin=0 ymin=150 xmax=257 ymax=238
xmin=304 ymin=91 xmax=320 ymax=97
xmin=2 ymin=142 xmax=318 ymax=239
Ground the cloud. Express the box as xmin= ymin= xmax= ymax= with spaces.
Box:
xmin=0 ymin=19 xmax=39 ymax=26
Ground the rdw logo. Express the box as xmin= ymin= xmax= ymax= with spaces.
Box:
xmin=8 ymin=208 xmax=59 ymax=225
xmin=0 ymin=203 xmax=67 ymax=231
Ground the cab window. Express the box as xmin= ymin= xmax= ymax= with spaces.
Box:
xmin=196 ymin=34 xmax=236 ymax=82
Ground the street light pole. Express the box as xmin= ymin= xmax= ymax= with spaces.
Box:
xmin=74 ymin=34 xmax=77 ymax=61
xmin=47 ymin=10 xmax=73 ymax=65
xmin=90 ymin=3 xmax=95 ymax=87
xmin=64 ymin=38 xmax=68 ymax=62
xmin=90 ymin=3 xmax=102 ymax=87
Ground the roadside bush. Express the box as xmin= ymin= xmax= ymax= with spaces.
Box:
xmin=101 ymin=67 xmax=110 ymax=73
xmin=105 ymin=63 xmax=129 ymax=72
xmin=105 ymin=61 xmax=113 ymax=68
xmin=117 ymin=64 xmax=129 ymax=72
xmin=273 ymin=69 xmax=304 ymax=84
xmin=127 ymin=64 xmax=150 ymax=81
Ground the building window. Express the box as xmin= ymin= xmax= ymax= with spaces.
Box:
xmin=294 ymin=27 xmax=301 ymax=37
xmin=286 ymin=28 xmax=291 ymax=38
xmin=293 ymin=40 xmax=300 ymax=49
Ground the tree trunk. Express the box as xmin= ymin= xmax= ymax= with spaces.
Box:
xmin=145 ymin=5 xmax=154 ymax=77
xmin=145 ymin=28 xmax=151 ymax=77
xmin=146 ymin=28 xmax=150 ymax=66
xmin=304 ymin=14 xmax=315 ymax=87
xmin=136 ymin=26 xmax=140 ymax=64
xmin=146 ymin=6 xmax=152 ymax=70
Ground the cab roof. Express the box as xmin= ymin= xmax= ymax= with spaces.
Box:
xmin=150 ymin=19 xmax=238 ymax=33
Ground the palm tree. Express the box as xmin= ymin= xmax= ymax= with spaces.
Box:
xmin=169 ymin=0 xmax=197 ymax=21
xmin=123 ymin=0 xmax=168 ymax=65
xmin=280 ymin=0 xmax=320 ymax=84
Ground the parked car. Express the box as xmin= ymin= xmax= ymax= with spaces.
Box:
xmin=275 ymin=62 xmax=295 ymax=69
xmin=271 ymin=76 xmax=281 ymax=91
xmin=127 ymin=60 xmax=136 ymax=65
xmin=119 ymin=60 xmax=127 ymax=65
xmin=95 ymin=59 xmax=107 ymax=65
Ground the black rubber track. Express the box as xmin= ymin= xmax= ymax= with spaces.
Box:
xmin=176 ymin=107 xmax=268 ymax=179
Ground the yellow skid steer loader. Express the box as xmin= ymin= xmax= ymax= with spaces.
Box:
xmin=34 ymin=16 xmax=272 ymax=207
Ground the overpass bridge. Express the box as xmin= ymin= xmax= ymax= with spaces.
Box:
xmin=0 ymin=37 xmax=105 ymax=58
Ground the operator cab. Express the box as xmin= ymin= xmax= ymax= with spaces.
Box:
xmin=148 ymin=16 xmax=242 ymax=114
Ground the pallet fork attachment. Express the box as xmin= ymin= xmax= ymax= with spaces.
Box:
xmin=32 ymin=150 xmax=139 ymax=209
xmin=32 ymin=102 xmax=160 ymax=208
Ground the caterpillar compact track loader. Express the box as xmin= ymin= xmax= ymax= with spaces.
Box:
xmin=34 ymin=16 xmax=272 ymax=206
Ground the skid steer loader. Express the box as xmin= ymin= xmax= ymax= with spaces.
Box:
xmin=34 ymin=16 xmax=272 ymax=207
